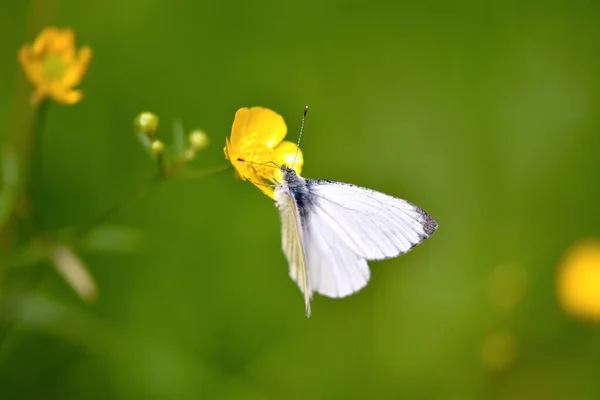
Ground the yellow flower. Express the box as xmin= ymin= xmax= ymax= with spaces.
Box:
xmin=18 ymin=27 xmax=92 ymax=106
xmin=224 ymin=107 xmax=303 ymax=198
xmin=481 ymin=331 xmax=518 ymax=372
xmin=557 ymin=239 xmax=600 ymax=322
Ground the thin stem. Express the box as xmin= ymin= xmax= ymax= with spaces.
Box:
xmin=28 ymin=100 xmax=49 ymax=231
xmin=0 ymin=100 xmax=49 ymax=249
xmin=156 ymin=152 xmax=167 ymax=179
xmin=0 ymin=100 xmax=48 ymax=270
xmin=76 ymin=177 xmax=157 ymax=237
xmin=0 ymin=100 xmax=49 ymax=353
xmin=77 ymin=164 xmax=231 ymax=237
xmin=173 ymin=164 xmax=232 ymax=180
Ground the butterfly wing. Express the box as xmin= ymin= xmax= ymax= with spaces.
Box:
xmin=277 ymin=189 xmax=312 ymax=316
xmin=302 ymin=210 xmax=371 ymax=298
xmin=303 ymin=179 xmax=437 ymax=298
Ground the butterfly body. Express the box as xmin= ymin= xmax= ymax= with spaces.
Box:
xmin=274 ymin=165 xmax=437 ymax=317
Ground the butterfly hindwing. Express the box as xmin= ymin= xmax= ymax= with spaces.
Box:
xmin=302 ymin=204 xmax=371 ymax=298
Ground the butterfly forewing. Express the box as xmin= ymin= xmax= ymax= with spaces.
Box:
xmin=278 ymin=190 xmax=312 ymax=316
xmin=306 ymin=180 xmax=437 ymax=261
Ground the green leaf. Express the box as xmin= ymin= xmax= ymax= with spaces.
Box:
xmin=136 ymin=132 xmax=156 ymax=157
xmin=171 ymin=119 xmax=186 ymax=161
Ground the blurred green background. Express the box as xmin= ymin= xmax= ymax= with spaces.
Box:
xmin=1 ymin=0 xmax=600 ymax=399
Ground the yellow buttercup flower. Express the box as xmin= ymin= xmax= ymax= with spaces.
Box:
xmin=224 ymin=107 xmax=303 ymax=198
xmin=557 ymin=239 xmax=600 ymax=322
xmin=18 ymin=27 xmax=92 ymax=106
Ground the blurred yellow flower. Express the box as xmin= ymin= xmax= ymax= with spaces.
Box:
xmin=557 ymin=239 xmax=600 ymax=322
xmin=481 ymin=330 xmax=517 ymax=372
xmin=224 ymin=107 xmax=303 ymax=198
xmin=18 ymin=27 xmax=92 ymax=106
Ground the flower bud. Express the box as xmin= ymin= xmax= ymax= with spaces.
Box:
xmin=189 ymin=130 xmax=209 ymax=151
xmin=150 ymin=140 xmax=165 ymax=154
xmin=183 ymin=148 xmax=196 ymax=161
xmin=134 ymin=112 xmax=159 ymax=137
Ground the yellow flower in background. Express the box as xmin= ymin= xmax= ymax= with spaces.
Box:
xmin=18 ymin=27 xmax=92 ymax=106
xmin=224 ymin=107 xmax=303 ymax=198
xmin=481 ymin=330 xmax=518 ymax=372
xmin=557 ymin=239 xmax=600 ymax=322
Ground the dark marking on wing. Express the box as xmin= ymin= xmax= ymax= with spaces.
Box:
xmin=415 ymin=207 xmax=438 ymax=236
xmin=306 ymin=177 xmax=438 ymax=241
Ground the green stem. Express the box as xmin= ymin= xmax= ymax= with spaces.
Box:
xmin=76 ymin=178 xmax=158 ymax=237
xmin=173 ymin=164 xmax=232 ymax=180
xmin=0 ymin=101 xmax=48 ymax=249
xmin=0 ymin=99 xmax=49 ymax=356
xmin=76 ymin=164 xmax=231 ymax=237
xmin=156 ymin=151 xmax=167 ymax=179
xmin=0 ymin=99 xmax=48 ymax=260
xmin=27 ymin=100 xmax=49 ymax=231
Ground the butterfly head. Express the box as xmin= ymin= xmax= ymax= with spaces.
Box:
xmin=281 ymin=164 xmax=306 ymax=188
xmin=281 ymin=164 xmax=296 ymax=179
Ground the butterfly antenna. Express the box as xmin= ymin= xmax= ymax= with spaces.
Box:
xmin=291 ymin=105 xmax=308 ymax=169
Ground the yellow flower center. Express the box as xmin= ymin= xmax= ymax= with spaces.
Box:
xmin=42 ymin=54 xmax=66 ymax=81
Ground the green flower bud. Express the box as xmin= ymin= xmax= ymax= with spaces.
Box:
xmin=189 ymin=130 xmax=209 ymax=151
xmin=150 ymin=140 xmax=165 ymax=154
xmin=183 ymin=148 xmax=196 ymax=161
xmin=134 ymin=112 xmax=159 ymax=137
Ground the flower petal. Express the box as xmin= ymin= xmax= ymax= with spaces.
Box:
xmin=229 ymin=107 xmax=287 ymax=151
xmin=273 ymin=141 xmax=303 ymax=173
xmin=63 ymin=46 xmax=92 ymax=87
xmin=37 ymin=27 xmax=75 ymax=57
xmin=51 ymin=87 xmax=83 ymax=105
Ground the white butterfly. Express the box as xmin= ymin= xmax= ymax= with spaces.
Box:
xmin=274 ymin=165 xmax=437 ymax=317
